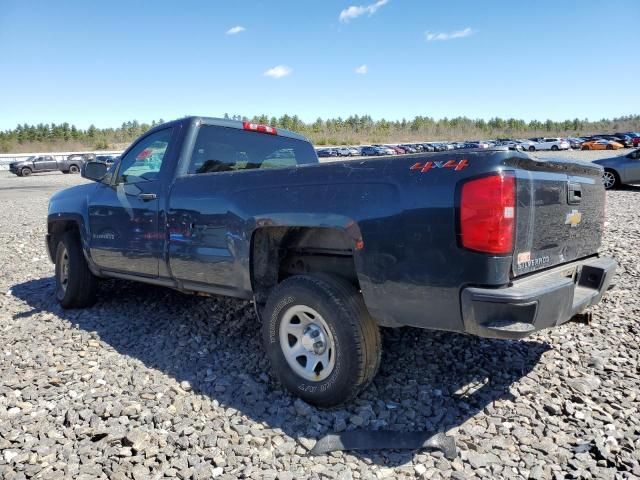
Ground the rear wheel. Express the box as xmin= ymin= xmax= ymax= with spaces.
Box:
xmin=582 ymin=145 xmax=590 ymax=150
xmin=21 ymin=167 xmax=32 ymax=177
xmin=551 ymin=145 xmax=559 ymax=151
xmin=55 ymin=231 xmax=99 ymax=308
xmin=262 ymin=275 xmax=381 ymax=407
xmin=602 ymin=169 xmax=619 ymax=190
xmin=528 ymin=146 xmax=535 ymax=152
xmin=69 ymin=164 xmax=80 ymax=174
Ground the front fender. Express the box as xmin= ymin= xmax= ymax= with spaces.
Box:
xmin=47 ymin=183 xmax=97 ymax=268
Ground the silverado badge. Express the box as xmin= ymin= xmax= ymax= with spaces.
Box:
xmin=565 ymin=209 xmax=582 ymax=228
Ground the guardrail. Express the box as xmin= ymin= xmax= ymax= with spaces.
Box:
xmin=0 ymin=151 xmax=123 ymax=170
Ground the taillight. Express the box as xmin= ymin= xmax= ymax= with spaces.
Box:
xmin=243 ymin=122 xmax=277 ymax=135
xmin=460 ymin=172 xmax=515 ymax=254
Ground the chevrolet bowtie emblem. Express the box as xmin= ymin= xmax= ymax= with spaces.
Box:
xmin=565 ymin=209 xmax=582 ymax=227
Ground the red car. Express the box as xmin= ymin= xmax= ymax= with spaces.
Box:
xmin=633 ymin=137 xmax=640 ymax=147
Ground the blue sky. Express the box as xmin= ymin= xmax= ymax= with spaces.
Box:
xmin=0 ymin=0 xmax=638 ymax=130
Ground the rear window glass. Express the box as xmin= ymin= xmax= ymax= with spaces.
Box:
xmin=188 ymin=125 xmax=318 ymax=174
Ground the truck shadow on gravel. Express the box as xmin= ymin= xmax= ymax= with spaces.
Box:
xmin=12 ymin=276 xmax=550 ymax=466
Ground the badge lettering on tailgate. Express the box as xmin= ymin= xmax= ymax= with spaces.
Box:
xmin=410 ymin=159 xmax=469 ymax=173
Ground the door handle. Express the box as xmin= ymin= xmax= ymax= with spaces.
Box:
xmin=138 ymin=193 xmax=157 ymax=201
xmin=567 ymin=182 xmax=581 ymax=204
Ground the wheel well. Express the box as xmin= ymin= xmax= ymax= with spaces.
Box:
xmin=251 ymin=226 xmax=359 ymax=305
xmin=48 ymin=221 xmax=80 ymax=262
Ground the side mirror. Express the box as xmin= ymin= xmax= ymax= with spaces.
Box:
xmin=81 ymin=161 xmax=108 ymax=182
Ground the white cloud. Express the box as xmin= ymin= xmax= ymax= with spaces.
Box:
xmin=263 ymin=65 xmax=292 ymax=79
xmin=355 ymin=64 xmax=368 ymax=74
xmin=339 ymin=0 xmax=389 ymax=23
xmin=425 ymin=27 xmax=475 ymax=42
xmin=226 ymin=25 xmax=246 ymax=35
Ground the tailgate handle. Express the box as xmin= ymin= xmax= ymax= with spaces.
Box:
xmin=567 ymin=182 xmax=582 ymax=204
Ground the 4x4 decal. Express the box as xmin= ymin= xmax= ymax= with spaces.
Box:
xmin=410 ymin=159 xmax=469 ymax=173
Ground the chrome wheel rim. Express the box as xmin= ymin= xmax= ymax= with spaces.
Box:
xmin=279 ymin=305 xmax=336 ymax=382
xmin=57 ymin=248 xmax=69 ymax=297
xmin=602 ymin=171 xmax=616 ymax=189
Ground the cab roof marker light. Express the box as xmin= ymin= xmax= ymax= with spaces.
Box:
xmin=243 ymin=122 xmax=278 ymax=135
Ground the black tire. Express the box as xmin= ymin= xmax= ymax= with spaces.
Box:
xmin=606 ymin=144 xmax=613 ymax=150
xmin=551 ymin=145 xmax=559 ymax=151
xmin=528 ymin=145 xmax=535 ymax=152
xmin=68 ymin=164 xmax=80 ymax=174
xmin=55 ymin=231 xmax=99 ymax=308
xmin=262 ymin=274 xmax=381 ymax=407
xmin=21 ymin=167 xmax=32 ymax=177
xmin=582 ymin=145 xmax=590 ymax=150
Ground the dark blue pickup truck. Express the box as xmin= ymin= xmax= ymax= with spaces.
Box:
xmin=47 ymin=117 xmax=616 ymax=406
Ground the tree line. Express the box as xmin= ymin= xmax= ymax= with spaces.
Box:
xmin=1 ymin=114 xmax=639 ymax=153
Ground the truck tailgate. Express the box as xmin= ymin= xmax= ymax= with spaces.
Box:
xmin=510 ymin=156 xmax=605 ymax=277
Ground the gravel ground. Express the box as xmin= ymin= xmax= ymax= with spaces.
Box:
xmin=0 ymin=148 xmax=639 ymax=479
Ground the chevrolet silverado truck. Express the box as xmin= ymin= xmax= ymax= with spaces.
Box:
xmin=46 ymin=117 xmax=616 ymax=407
xmin=9 ymin=154 xmax=86 ymax=176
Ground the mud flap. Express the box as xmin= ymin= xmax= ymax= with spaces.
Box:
xmin=310 ymin=430 xmax=457 ymax=459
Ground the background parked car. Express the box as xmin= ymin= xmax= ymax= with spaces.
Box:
xmin=581 ymin=139 xmax=623 ymax=150
xmin=360 ymin=146 xmax=385 ymax=156
xmin=594 ymin=148 xmax=640 ymax=189
xmin=566 ymin=137 xmax=586 ymax=149
xmin=8 ymin=155 xmax=85 ymax=176
xmin=317 ymin=149 xmax=338 ymax=158
xmin=596 ymin=134 xmax=633 ymax=148
xmin=527 ymin=138 xmax=570 ymax=151
xmin=373 ymin=145 xmax=396 ymax=155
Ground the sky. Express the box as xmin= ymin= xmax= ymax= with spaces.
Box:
xmin=0 ymin=0 xmax=639 ymax=130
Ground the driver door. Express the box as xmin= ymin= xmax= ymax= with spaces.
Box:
xmin=34 ymin=156 xmax=57 ymax=171
xmin=87 ymin=128 xmax=174 ymax=277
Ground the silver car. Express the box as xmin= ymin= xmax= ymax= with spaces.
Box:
xmin=593 ymin=149 xmax=640 ymax=189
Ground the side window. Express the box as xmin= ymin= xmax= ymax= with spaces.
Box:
xmin=116 ymin=128 xmax=172 ymax=184
xmin=188 ymin=125 xmax=317 ymax=174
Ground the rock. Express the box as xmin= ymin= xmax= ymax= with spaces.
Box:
xmin=298 ymin=437 xmax=316 ymax=451
xmin=4 ymin=450 xmax=19 ymax=463
xmin=466 ymin=451 xmax=501 ymax=469
xmin=211 ymin=467 xmax=224 ymax=478
xmin=349 ymin=415 xmax=364 ymax=427
xmin=124 ymin=430 xmax=150 ymax=452
xmin=567 ymin=376 xmax=601 ymax=395
xmin=294 ymin=399 xmax=313 ymax=417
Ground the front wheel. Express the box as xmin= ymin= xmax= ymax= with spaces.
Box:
xmin=55 ymin=231 xmax=99 ymax=308
xmin=602 ymin=170 xmax=619 ymax=190
xmin=582 ymin=145 xmax=590 ymax=150
xmin=262 ymin=275 xmax=381 ymax=407
xmin=21 ymin=167 xmax=32 ymax=177
xmin=551 ymin=145 xmax=559 ymax=151
xmin=68 ymin=164 xmax=80 ymax=174
xmin=528 ymin=146 xmax=535 ymax=152
xmin=606 ymin=144 xmax=613 ymax=150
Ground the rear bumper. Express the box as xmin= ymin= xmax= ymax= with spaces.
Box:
xmin=461 ymin=256 xmax=616 ymax=339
